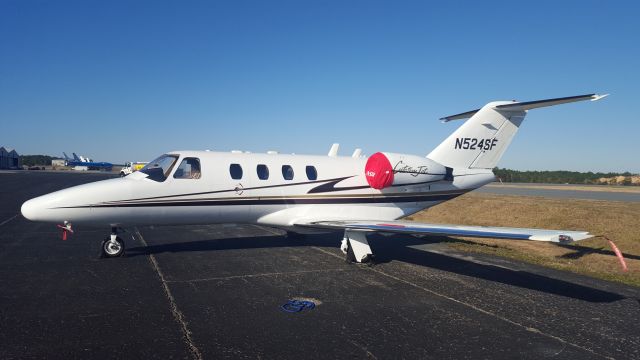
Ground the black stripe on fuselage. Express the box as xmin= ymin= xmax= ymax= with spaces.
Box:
xmin=56 ymin=192 xmax=466 ymax=209
xmin=100 ymin=189 xmax=466 ymax=205
xmin=307 ymin=178 xmax=370 ymax=193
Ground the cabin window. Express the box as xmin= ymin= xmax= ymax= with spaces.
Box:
xmin=229 ymin=164 xmax=243 ymax=180
xmin=282 ymin=165 xmax=294 ymax=180
xmin=173 ymin=157 xmax=202 ymax=179
xmin=140 ymin=154 xmax=179 ymax=182
xmin=306 ymin=166 xmax=317 ymax=180
xmin=257 ymin=164 xmax=269 ymax=180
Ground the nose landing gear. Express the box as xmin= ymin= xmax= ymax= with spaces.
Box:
xmin=101 ymin=227 xmax=125 ymax=258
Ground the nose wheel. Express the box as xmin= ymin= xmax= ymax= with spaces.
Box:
xmin=101 ymin=227 xmax=125 ymax=258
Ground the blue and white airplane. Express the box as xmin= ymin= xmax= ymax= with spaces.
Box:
xmin=63 ymin=152 xmax=114 ymax=171
xmin=23 ymin=94 xmax=608 ymax=261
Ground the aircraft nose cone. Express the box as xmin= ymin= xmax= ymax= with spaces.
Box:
xmin=21 ymin=192 xmax=67 ymax=223
xmin=21 ymin=197 xmax=42 ymax=221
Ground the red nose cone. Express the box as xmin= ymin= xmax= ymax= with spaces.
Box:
xmin=365 ymin=152 xmax=394 ymax=189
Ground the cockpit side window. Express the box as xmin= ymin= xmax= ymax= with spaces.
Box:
xmin=140 ymin=154 xmax=179 ymax=182
xmin=173 ymin=157 xmax=202 ymax=179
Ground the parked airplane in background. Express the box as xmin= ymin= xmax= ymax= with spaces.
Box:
xmin=23 ymin=94 xmax=612 ymax=264
xmin=62 ymin=152 xmax=114 ymax=171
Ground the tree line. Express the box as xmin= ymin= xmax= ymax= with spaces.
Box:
xmin=493 ymin=168 xmax=637 ymax=185
xmin=19 ymin=155 xmax=60 ymax=167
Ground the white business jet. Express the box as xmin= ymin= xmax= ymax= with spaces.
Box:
xmin=21 ymin=94 xmax=607 ymax=262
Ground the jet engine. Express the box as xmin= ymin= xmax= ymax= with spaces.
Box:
xmin=364 ymin=152 xmax=450 ymax=189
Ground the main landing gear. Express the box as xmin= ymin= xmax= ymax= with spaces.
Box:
xmin=341 ymin=230 xmax=374 ymax=264
xmin=101 ymin=227 xmax=125 ymax=258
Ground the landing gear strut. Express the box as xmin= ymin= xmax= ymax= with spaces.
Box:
xmin=101 ymin=227 xmax=125 ymax=258
xmin=341 ymin=230 xmax=373 ymax=264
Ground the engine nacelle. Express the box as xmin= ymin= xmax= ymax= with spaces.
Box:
xmin=365 ymin=152 xmax=449 ymax=189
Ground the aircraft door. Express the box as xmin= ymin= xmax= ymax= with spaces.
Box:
xmin=223 ymin=162 xmax=252 ymax=223
xmin=169 ymin=157 xmax=220 ymax=223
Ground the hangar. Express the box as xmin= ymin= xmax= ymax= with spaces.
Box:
xmin=0 ymin=146 xmax=20 ymax=169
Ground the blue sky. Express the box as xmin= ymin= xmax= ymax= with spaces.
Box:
xmin=1 ymin=0 xmax=638 ymax=172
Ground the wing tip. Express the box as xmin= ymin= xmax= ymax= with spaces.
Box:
xmin=591 ymin=93 xmax=609 ymax=102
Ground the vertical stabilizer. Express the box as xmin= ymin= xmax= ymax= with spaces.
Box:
xmin=427 ymin=102 xmax=525 ymax=169
xmin=427 ymin=94 xmax=606 ymax=170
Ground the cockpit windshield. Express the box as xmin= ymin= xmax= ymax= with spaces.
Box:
xmin=140 ymin=154 xmax=179 ymax=182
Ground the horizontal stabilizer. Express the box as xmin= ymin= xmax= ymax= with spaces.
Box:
xmin=300 ymin=220 xmax=593 ymax=243
xmin=440 ymin=108 xmax=481 ymax=122
xmin=494 ymin=93 xmax=608 ymax=112
xmin=440 ymin=93 xmax=607 ymax=122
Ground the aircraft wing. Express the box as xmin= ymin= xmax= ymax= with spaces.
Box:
xmin=298 ymin=220 xmax=593 ymax=243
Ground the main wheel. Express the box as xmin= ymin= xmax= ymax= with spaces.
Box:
xmin=102 ymin=236 xmax=125 ymax=258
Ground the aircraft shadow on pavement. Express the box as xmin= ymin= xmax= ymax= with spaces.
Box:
xmin=126 ymin=232 xmax=341 ymax=256
xmin=366 ymin=234 xmax=627 ymax=303
xmin=126 ymin=230 xmax=626 ymax=303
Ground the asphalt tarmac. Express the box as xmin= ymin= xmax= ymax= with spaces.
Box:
xmin=477 ymin=183 xmax=640 ymax=202
xmin=1 ymin=171 xmax=639 ymax=359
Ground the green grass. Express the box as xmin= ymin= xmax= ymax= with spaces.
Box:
xmin=406 ymin=193 xmax=640 ymax=287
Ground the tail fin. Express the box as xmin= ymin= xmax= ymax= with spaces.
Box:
xmin=63 ymin=152 xmax=70 ymax=160
xmin=72 ymin=153 xmax=81 ymax=161
xmin=427 ymin=94 xmax=607 ymax=169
